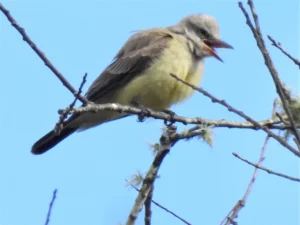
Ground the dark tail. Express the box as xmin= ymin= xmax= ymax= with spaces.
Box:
xmin=31 ymin=127 xmax=76 ymax=155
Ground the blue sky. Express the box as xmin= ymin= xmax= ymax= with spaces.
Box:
xmin=0 ymin=0 xmax=299 ymax=225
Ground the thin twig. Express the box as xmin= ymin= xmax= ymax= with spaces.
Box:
xmin=293 ymin=137 xmax=300 ymax=150
xmin=126 ymin=126 xmax=177 ymax=225
xmin=0 ymin=3 xmax=89 ymax=104
xmin=238 ymin=0 xmax=300 ymax=147
xmin=268 ymin=35 xmax=300 ymax=69
xmin=170 ymin=73 xmax=300 ymax=157
xmin=221 ymin=136 xmax=270 ymax=225
xmin=54 ymin=73 xmax=88 ymax=134
xmin=44 ymin=189 xmax=58 ymax=225
xmin=126 ymin=182 xmax=192 ymax=225
xmin=276 ymin=112 xmax=289 ymax=125
xmin=233 ymin=152 xmax=300 ymax=182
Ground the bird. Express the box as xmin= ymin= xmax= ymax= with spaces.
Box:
xmin=31 ymin=13 xmax=233 ymax=155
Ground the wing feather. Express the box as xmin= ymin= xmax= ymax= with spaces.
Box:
xmin=86 ymin=29 xmax=173 ymax=102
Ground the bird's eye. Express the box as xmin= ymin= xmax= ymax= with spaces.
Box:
xmin=198 ymin=28 xmax=209 ymax=37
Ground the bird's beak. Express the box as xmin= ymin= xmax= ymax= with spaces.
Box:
xmin=202 ymin=39 xmax=233 ymax=62
xmin=204 ymin=39 xmax=234 ymax=49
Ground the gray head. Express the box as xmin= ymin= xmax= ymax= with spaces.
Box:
xmin=169 ymin=14 xmax=233 ymax=61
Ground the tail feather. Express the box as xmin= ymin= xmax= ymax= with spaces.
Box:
xmin=31 ymin=111 xmax=128 ymax=155
xmin=31 ymin=127 xmax=76 ymax=155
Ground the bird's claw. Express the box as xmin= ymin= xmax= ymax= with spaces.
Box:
xmin=131 ymin=100 xmax=151 ymax=122
xmin=163 ymin=109 xmax=176 ymax=126
xmin=138 ymin=106 xmax=151 ymax=122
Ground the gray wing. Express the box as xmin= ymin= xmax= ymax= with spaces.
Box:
xmin=86 ymin=29 xmax=173 ymax=103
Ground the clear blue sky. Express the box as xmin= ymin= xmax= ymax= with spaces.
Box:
xmin=1 ymin=0 xmax=299 ymax=225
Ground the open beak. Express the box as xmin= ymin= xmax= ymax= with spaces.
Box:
xmin=202 ymin=39 xmax=233 ymax=62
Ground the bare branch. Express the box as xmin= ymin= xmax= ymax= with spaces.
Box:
xmin=233 ymin=152 xmax=300 ymax=182
xmin=44 ymin=189 xmax=58 ymax=225
xmin=238 ymin=0 xmax=300 ymax=147
xmin=55 ymin=73 xmax=88 ymax=134
xmin=170 ymin=73 xmax=300 ymax=157
xmin=0 ymin=3 xmax=89 ymax=104
xmin=221 ymin=136 xmax=270 ymax=225
xmin=126 ymin=126 xmax=210 ymax=224
xmin=268 ymin=35 xmax=300 ymax=68
xmin=70 ymin=102 xmax=293 ymax=130
xmin=144 ymin=186 xmax=153 ymax=225
xmin=126 ymin=181 xmax=192 ymax=225
xmin=126 ymin=126 xmax=177 ymax=225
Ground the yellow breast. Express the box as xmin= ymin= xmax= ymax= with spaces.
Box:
xmin=116 ymin=37 xmax=205 ymax=111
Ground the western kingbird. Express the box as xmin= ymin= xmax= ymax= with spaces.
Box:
xmin=32 ymin=14 xmax=233 ymax=154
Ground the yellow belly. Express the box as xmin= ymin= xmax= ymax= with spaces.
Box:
xmin=74 ymin=37 xmax=205 ymax=130
xmin=116 ymin=38 xmax=205 ymax=111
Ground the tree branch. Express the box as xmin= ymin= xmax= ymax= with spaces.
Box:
xmin=126 ymin=126 xmax=177 ymax=225
xmin=238 ymin=0 xmax=300 ymax=147
xmin=0 ymin=3 xmax=89 ymax=104
xmin=170 ymin=73 xmax=300 ymax=157
xmin=55 ymin=73 xmax=88 ymax=134
xmin=70 ymin=103 xmax=297 ymax=130
xmin=144 ymin=186 xmax=153 ymax=225
xmin=127 ymin=181 xmax=192 ymax=225
xmin=267 ymin=35 xmax=300 ymax=69
xmin=221 ymin=136 xmax=269 ymax=225
xmin=233 ymin=152 xmax=300 ymax=182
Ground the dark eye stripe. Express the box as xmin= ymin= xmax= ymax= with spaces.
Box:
xmin=189 ymin=21 xmax=211 ymax=39
xmin=199 ymin=28 xmax=208 ymax=36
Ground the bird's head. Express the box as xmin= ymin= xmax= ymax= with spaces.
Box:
xmin=177 ymin=14 xmax=233 ymax=62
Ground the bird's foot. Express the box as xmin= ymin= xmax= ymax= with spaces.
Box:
xmin=162 ymin=109 xmax=176 ymax=126
xmin=131 ymin=100 xmax=151 ymax=122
